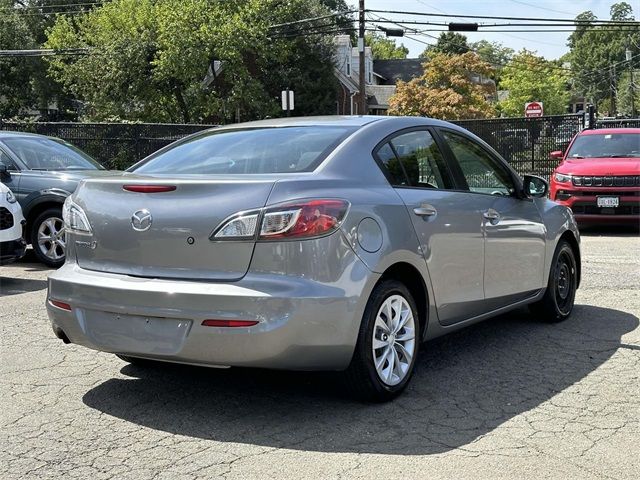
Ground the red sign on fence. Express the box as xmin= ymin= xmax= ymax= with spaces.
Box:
xmin=525 ymin=101 xmax=544 ymax=117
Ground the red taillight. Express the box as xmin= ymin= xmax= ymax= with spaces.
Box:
xmin=202 ymin=319 xmax=259 ymax=328
xmin=123 ymin=185 xmax=176 ymax=193
xmin=259 ymin=199 xmax=349 ymax=240
xmin=49 ymin=299 xmax=72 ymax=311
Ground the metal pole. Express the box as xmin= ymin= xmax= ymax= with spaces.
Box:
xmin=631 ymin=68 xmax=636 ymax=117
xmin=358 ymin=0 xmax=366 ymax=115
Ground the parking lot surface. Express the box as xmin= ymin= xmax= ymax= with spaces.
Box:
xmin=1 ymin=231 xmax=639 ymax=480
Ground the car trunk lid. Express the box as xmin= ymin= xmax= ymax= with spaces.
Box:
xmin=73 ymin=175 xmax=276 ymax=280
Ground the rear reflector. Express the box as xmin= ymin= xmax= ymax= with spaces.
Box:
xmin=123 ymin=185 xmax=177 ymax=193
xmin=49 ymin=299 xmax=72 ymax=311
xmin=202 ymin=319 xmax=259 ymax=328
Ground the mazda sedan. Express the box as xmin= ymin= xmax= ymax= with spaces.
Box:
xmin=47 ymin=116 xmax=580 ymax=401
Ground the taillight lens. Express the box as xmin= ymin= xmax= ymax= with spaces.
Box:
xmin=213 ymin=213 xmax=259 ymax=239
xmin=62 ymin=197 xmax=93 ymax=235
xmin=259 ymin=200 xmax=349 ymax=240
xmin=211 ymin=199 xmax=349 ymax=241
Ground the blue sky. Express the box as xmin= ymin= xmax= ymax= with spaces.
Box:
xmin=346 ymin=0 xmax=635 ymax=59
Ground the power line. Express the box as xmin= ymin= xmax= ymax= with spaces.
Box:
xmin=367 ymin=9 xmax=640 ymax=25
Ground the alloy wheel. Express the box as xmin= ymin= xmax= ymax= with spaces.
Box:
xmin=372 ymin=294 xmax=416 ymax=386
xmin=37 ymin=216 xmax=66 ymax=262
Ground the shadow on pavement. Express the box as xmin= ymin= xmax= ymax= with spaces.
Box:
xmin=579 ymin=225 xmax=639 ymax=237
xmin=82 ymin=305 xmax=637 ymax=455
xmin=0 ymin=276 xmax=48 ymax=297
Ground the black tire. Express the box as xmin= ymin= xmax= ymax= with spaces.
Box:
xmin=529 ymin=239 xmax=577 ymax=323
xmin=30 ymin=206 xmax=65 ymax=268
xmin=344 ymin=279 xmax=420 ymax=402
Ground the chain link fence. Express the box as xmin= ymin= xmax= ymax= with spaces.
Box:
xmin=452 ymin=114 xmax=585 ymax=179
xmin=1 ymin=115 xmax=637 ymax=176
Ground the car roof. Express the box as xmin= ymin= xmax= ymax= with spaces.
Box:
xmin=0 ymin=131 xmax=57 ymax=140
xmin=579 ymin=128 xmax=640 ymax=135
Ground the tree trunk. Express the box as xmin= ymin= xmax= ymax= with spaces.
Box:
xmin=173 ymin=83 xmax=190 ymax=123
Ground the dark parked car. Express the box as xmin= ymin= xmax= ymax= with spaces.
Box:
xmin=0 ymin=132 xmax=114 ymax=267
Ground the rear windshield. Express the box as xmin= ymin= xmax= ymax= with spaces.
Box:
xmin=132 ymin=126 xmax=356 ymax=174
xmin=3 ymin=137 xmax=102 ymax=171
xmin=566 ymin=132 xmax=640 ymax=158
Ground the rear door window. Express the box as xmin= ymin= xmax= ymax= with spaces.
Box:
xmin=375 ymin=129 xmax=453 ymax=189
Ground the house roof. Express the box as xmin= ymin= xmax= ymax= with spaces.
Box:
xmin=366 ymin=85 xmax=396 ymax=109
xmin=373 ymin=59 xmax=424 ymax=85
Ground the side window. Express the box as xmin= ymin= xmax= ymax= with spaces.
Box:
xmin=376 ymin=142 xmax=408 ymax=186
xmin=441 ymin=130 xmax=515 ymax=196
xmin=0 ymin=148 xmax=18 ymax=171
xmin=389 ymin=130 xmax=451 ymax=189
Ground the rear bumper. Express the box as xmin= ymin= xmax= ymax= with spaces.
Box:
xmin=47 ymin=261 xmax=377 ymax=371
xmin=0 ymin=238 xmax=26 ymax=265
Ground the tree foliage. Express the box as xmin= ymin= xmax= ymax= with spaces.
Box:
xmin=388 ymin=52 xmax=496 ymax=120
xmin=45 ymin=0 xmax=339 ymax=123
xmin=365 ymin=33 xmax=408 ymax=60
xmin=420 ymin=32 xmax=470 ymax=57
xmin=498 ymin=50 xmax=570 ymax=117
xmin=567 ymin=2 xmax=640 ymax=110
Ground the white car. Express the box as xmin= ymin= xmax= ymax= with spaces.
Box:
xmin=0 ymin=183 xmax=26 ymax=265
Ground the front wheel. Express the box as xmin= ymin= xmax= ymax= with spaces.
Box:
xmin=344 ymin=280 xmax=419 ymax=402
xmin=529 ymin=239 xmax=577 ymax=322
xmin=30 ymin=207 xmax=66 ymax=268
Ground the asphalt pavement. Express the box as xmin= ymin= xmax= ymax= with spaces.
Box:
xmin=1 ymin=229 xmax=639 ymax=479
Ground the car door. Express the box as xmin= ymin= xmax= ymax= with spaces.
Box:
xmin=437 ymin=128 xmax=547 ymax=310
xmin=374 ymin=128 xmax=488 ymax=325
xmin=0 ymin=146 xmax=22 ymax=200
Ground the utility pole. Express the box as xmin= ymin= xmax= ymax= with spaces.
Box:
xmin=626 ymin=40 xmax=636 ymax=117
xmin=358 ymin=0 xmax=366 ymax=115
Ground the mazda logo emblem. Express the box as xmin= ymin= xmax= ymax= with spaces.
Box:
xmin=131 ymin=209 xmax=153 ymax=232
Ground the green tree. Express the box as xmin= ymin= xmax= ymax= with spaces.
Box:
xmin=365 ymin=33 xmax=408 ymax=60
xmin=499 ymin=50 xmax=570 ymax=117
xmin=420 ymin=32 xmax=470 ymax=57
xmin=617 ymin=70 xmax=640 ymax=116
xmin=388 ymin=52 xmax=495 ymax=120
xmin=567 ymin=2 xmax=640 ymax=111
xmin=45 ymin=0 xmax=339 ymax=123
xmin=0 ymin=0 xmax=39 ymax=118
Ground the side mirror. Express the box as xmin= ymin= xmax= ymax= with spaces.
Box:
xmin=523 ymin=174 xmax=549 ymax=198
xmin=549 ymin=150 xmax=564 ymax=160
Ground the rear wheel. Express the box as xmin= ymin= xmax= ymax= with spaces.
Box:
xmin=529 ymin=239 xmax=577 ymax=322
xmin=344 ymin=280 xmax=419 ymax=402
xmin=30 ymin=207 xmax=65 ymax=268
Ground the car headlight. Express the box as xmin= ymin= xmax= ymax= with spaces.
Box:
xmin=5 ymin=190 xmax=17 ymax=204
xmin=62 ymin=197 xmax=93 ymax=235
xmin=554 ymin=173 xmax=572 ymax=183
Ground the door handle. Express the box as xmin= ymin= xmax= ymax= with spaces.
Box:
xmin=483 ymin=208 xmax=501 ymax=224
xmin=413 ymin=204 xmax=437 ymax=217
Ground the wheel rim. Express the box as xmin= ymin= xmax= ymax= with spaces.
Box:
xmin=372 ymin=294 xmax=416 ymax=386
xmin=37 ymin=216 xmax=66 ymax=262
xmin=554 ymin=250 xmax=575 ymax=314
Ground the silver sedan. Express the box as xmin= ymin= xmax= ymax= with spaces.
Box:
xmin=47 ymin=116 xmax=580 ymax=401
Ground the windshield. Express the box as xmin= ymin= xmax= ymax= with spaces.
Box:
xmin=132 ymin=126 xmax=356 ymax=174
xmin=566 ymin=132 xmax=640 ymax=159
xmin=2 ymin=137 xmax=102 ymax=171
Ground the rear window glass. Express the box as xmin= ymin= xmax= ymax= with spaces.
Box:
xmin=567 ymin=133 xmax=640 ymax=158
xmin=132 ymin=126 xmax=356 ymax=174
